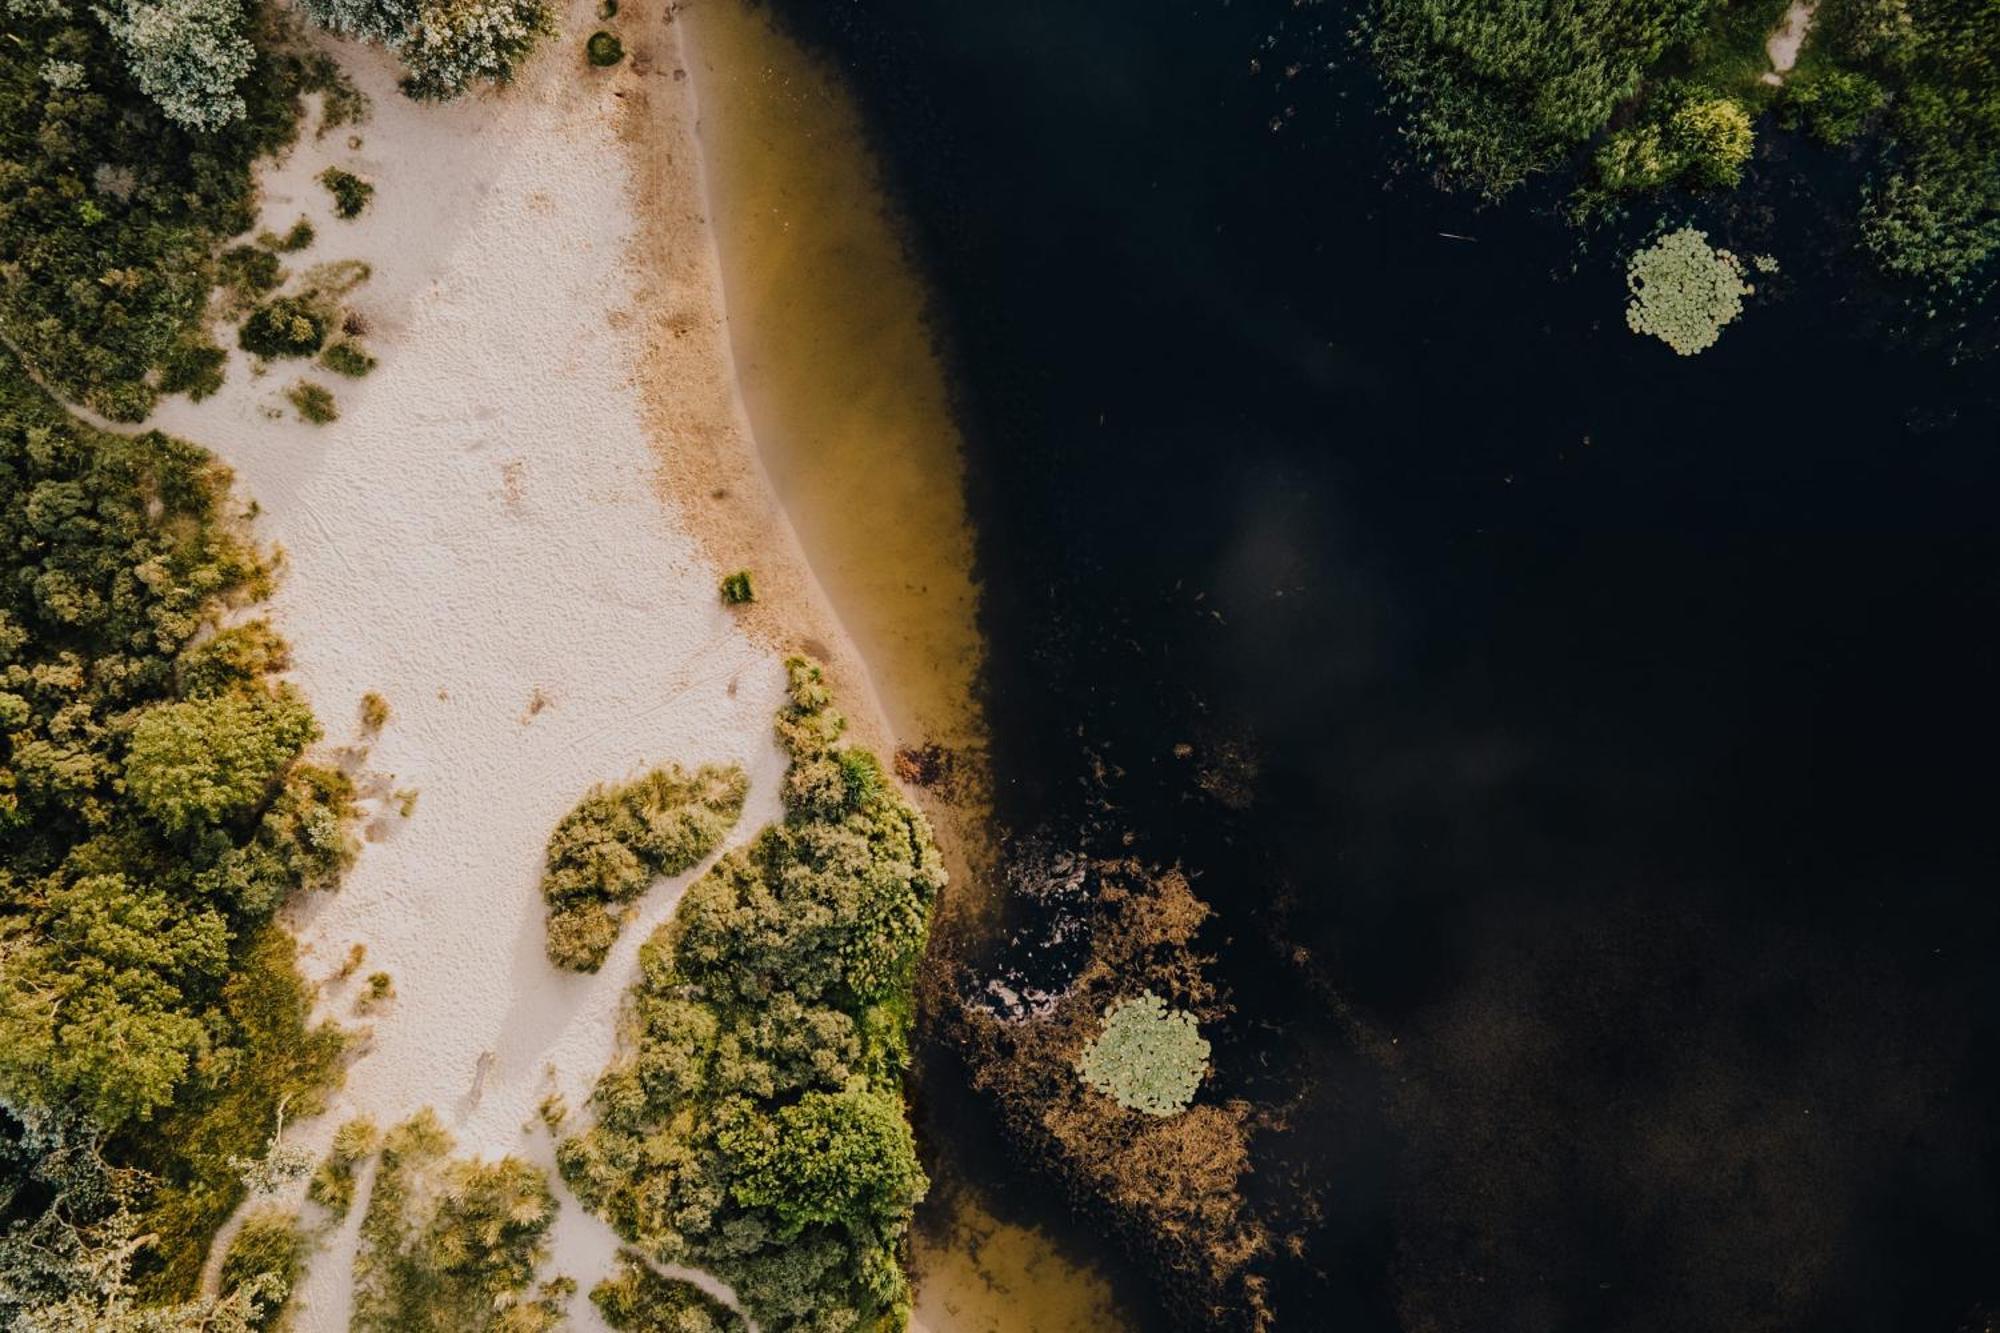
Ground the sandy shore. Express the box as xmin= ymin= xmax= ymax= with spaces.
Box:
xmin=149 ymin=2 xmax=862 ymax=1323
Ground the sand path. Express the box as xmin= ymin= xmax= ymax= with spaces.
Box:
xmin=1764 ymin=0 xmax=1817 ymax=83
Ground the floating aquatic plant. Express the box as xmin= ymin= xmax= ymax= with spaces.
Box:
xmin=1624 ymin=226 xmax=1751 ymax=356
xmin=1075 ymin=990 xmax=1209 ymax=1116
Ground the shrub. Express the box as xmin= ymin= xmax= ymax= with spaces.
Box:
xmin=719 ymin=570 xmax=754 ymax=605
xmin=126 ymin=688 xmax=321 ymax=835
xmin=319 ymin=340 xmax=377 ymax=377
xmin=287 ymin=380 xmax=339 ymax=424
xmin=590 ymin=1257 xmax=745 ymax=1332
xmin=241 ymin=297 xmax=332 ymax=358
xmin=264 ymin=217 xmax=317 ymax=253
xmin=1668 ymin=95 xmax=1755 ymax=187
xmin=360 ymin=691 xmax=391 ymax=731
xmin=586 ymin=30 xmax=623 ymax=66
xmin=1624 ymin=226 xmax=1752 ymax=355
xmin=353 ymin=1110 xmax=569 ymax=1332
xmin=1780 ymin=67 xmax=1889 ymax=144
xmin=1075 ymin=991 xmax=1210 ymax=1116
xmin=100 ymin=0 xmax=258 ymax=131
xmin=540 ymin=763 xmax=748 ymax=972
xmin=558 ymin=659 xmax=943 ymax=1330
xmin=161 ymin=337 xmax=228 ymax=400
xmin=217 ymin=1206 xmax=305 ymax=1329
xmin=397 ymin=0 xmax=556 ymax=101
xmin=318 ymin=165 xmax=374 ymax=219
xmin=220 ymin=244 xmax=286 ymax=301
xmin=307 ymin=1115 xmax=379 ymax=1218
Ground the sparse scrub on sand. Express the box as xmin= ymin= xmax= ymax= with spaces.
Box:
xmin=719 ymin=569 xmax=755 ymax=605
xmin=558 ymin=659 xmax=943 ymax=1330
xmin=355 ymin=970 xmax=396 ymax=1013
xmin=261 ymin=217 xmax=318 ymax=253
xmin=540 ymin=763 xmax=749 ymax=972
xmin=242 ymin=296 xmax=333 ymax=359
xmin=318 ymin=165 xmax=374 ymax=219
xmin=352 ymin=1110 xmax=570 ymax=1331
xmin=307 ymin=1115 xmax=380 ymax=1218
xmin=287 ymin=379 xmax=339 ymax=424
xmin=360 ymin=690 xmax=392 ymax=732
xmin=320 ymin=339 xmax=377 ymax=377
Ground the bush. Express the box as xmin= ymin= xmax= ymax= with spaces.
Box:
xmin=1624 ymin=226 xmax=1752 ymax=355
xmin=353 ymin=1110 xmax=569 ymax=1332
xmin=397 ymin=0 xmax=556 ymax=101
xmin=541 ymin=763 xmax=748 ymax=972
xmin=319 ymin=340 xmax=377 ymax=377
xmin=287 ymin=380 xmax=339 ymax=424
xmin=240 ymin=297 xmax=332 ymax=358
xmin=558 ymin=659 xmax=943 ymax=1330
xmin=307 ymin=1115 xmax=379 ymax=1218
xmin=160 ymin=337 xmax=228 ymax=400
xmin=318 ymin=165 xmax=373 ymax=218
xmin=586 ymin=30 xmax=623 ymax=66
xmin=126 ymin=688 xmax=321 ymax=835
xmin=100 ymin=0 xmax=257 ymax=131
xmin=1075 ymin=991 xmax=1210 ymax=1116
xmin=719 ymin=570 xmax=754 ymax=605
xmin=220 ymin=244 xmax=286 ymax=301
xmin=217 ymin=1207 xmax=305 ymax=1329
xmin=591 ymin=1257 xmax=745 ymax=1332
xmin=1780 ymin=67 xmax=1889 ymax=144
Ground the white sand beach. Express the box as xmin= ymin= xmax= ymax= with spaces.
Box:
xmin=147 ymin=2 xmax=867 ymax=1323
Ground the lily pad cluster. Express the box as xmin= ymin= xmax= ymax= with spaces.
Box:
xmin=1075 ymin=990 xmax=1210 ymax=1117
xmin=1624 ymin=226 xmax=1750 ymax=356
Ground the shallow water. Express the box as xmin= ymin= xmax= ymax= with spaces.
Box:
xmin=675 ymin=3 xmax=1134 ymax=1325
xmin=678 ymin=0 xmax=983 ymax=762
xmin=752 ymin=0 xmax=2000 ymax=1328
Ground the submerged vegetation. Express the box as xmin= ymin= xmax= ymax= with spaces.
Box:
xmin=352 ymin=1109 xmax=570 ymax=1332
xmin=559 ymin=658 xmax=944 ymax=1330
xmin=540 ymin=763 xmax=749 ymax=972
xmin=958 ymin=861 xmax=1269 ymax=1328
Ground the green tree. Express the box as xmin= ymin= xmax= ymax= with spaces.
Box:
xmin=125 ymin=689 xmax=318 ymax=835
xmin=723 ymin=1090 xmax=926 ymax=1238
xmin=99 ymin=0 xmax=256 ymax=131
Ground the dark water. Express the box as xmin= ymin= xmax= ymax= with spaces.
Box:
xmin=759 ymin=1 xmax=2000 ymax=1328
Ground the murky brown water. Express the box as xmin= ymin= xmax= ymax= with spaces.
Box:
xmin=679 ymin=0 xmax=982 ymax=763
xmin=677 ymin=5 xmax=1128 ymax=1328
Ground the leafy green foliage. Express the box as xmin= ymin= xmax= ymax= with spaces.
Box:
xmin=238 ymin=296 xmax=332 ymax=359
xmin=1625 ymin=226 xmax=1752 ymax=353
xmin=0 ymin=353 xmax=353 ymax=1304
xmin=217 ymin=1206 xmax=305 ymax=1330
xmin=285 ymin=380 xmax=338 ymax=424
xmin=1075 ymin=991 xmax=1210 ymax=1117
xmin=298 ymin=0 xmax=554 ymax=101
xmin=586 ymin=30 xmax=624 ymax=66
xmin=591 ymin=1257 xmax=746 ymax=1333
xmin=317 ymin=165 xmax=373 ymax=219
xmin=1779 ymin=66 xmax=1888 ymax=143
xmin=0 ymin=4 xmax=332 ymax=418
xmin=719 ymin=570 xmax=753 ymax=605
xmin=559 ymin=659 xmax=943 ymax=1331
xmin=541 ymin=763 xmax=748 ymax=972
xmin=1367 ymin=0 xmax=1712 ymax=197
xmin=98 ymin=0 xmax=257 ymax=132
xmin=352 ymin=1110 xmax=570 ymax=1332
xmin=318 ymin=340 xmax=377 ymax=378
xmin=306 ymin=1115 xmax=378 ymax=1219
xmin=126 ymin=688 xmax=319 ymax=834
